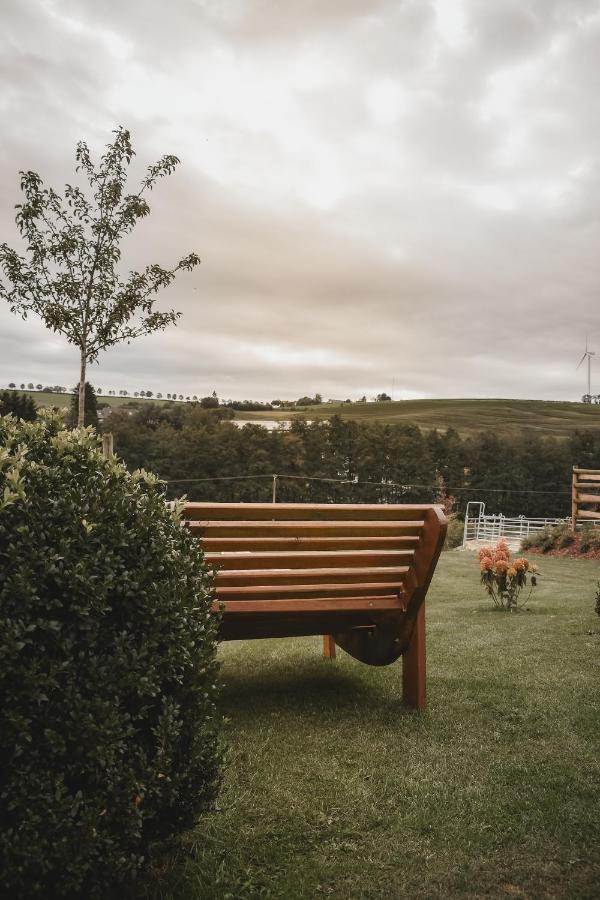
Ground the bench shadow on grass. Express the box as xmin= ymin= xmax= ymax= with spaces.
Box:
xmin=218 ymin=656 xmax=412 ymax=721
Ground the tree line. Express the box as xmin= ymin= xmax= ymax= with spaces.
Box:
xmin=103 ymin=402 xmax=600 ymax=518
xmin=3 ymin=389 xmax=599 ymax=517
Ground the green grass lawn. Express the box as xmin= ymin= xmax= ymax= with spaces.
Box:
xmin=241 ymin=398 xmax=600 ymax=439
xmin=142 ymin=553 xmax=600 ymax=899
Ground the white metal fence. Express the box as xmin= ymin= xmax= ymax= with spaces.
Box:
xmin=461 ymin=501 xmax=599 ymax=549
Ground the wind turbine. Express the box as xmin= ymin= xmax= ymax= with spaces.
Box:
xmin=576 ymin=337 xmax=595 ymax=396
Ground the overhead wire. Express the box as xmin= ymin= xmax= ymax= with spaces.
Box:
xmin=164 ymin=473 xmax=571 ymax=496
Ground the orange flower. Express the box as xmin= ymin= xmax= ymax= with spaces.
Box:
xmin=495 ymin=559 xmax=508 ymax=574
xmin=513 ymin=558 xmax=527 ymax=572
xmin=478 ymin=546 xmax=493 ymax=561
xmin=507 ymin=567 xmax=517 ymax=578
xmin=530 ymin=563 xmax=539 ymax=574
xmin=480 ymin=557 xmax=493 ymax=571
xmin=496 ymin=539 xmax=510 ymax=553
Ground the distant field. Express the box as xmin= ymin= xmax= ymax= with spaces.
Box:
xmin=240 ymin=398 xmax=600 ymax=438
xmin=7 ymin=391 xmax=600 ymax=439
xmin=9 ymin=390 xmax=171 ymax=410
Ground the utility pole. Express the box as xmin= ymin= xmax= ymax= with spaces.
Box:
xmin=272 ymin=474 xmax=278 ymax=503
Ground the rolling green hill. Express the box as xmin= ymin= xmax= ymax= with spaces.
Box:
xmin=238 ymin=397 xmax=600 ymax=439
xmin=7 ymin=391 xmax=600 ymax=439
xmin=10 ymin=390 xmax=170 ymax=410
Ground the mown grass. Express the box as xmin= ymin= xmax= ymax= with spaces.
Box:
xmin=241 ymin=398 xmax=600 ymax=439
xmin=141 ymin=553 xmax=600 ymax=899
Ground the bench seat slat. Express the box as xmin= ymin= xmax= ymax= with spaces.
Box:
xmin=201 ymin=536 xmax=420 ymax=551
xmin=215 ymin=566 xmax=409 ymax=587
xmin=214 ymin=581 xmax=405 ymax=600
xmin=188 ymin=520 xmax=425 ymax=538
xmin=184 ymin=502 xmax=433 ymax=521
xmin=205 ymin=550 xmax=414 ymax=569
xmin=213 ymin=595 xmax=403 ymax=614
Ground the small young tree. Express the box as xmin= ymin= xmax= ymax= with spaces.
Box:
xmin=0 ymin=127 xmax=200 ymax=427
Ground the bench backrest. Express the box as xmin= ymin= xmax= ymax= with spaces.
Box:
xmin=183 ymin=502 xmax=446 ymax=643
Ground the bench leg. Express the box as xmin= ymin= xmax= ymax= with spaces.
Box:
xmin=322 ymin=635 xmax=336 ymax=659
xmin=402 ymin=603 xmax=426 ymax=710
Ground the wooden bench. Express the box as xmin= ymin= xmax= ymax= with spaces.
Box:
xmin=183 ymin=502 xmax=447 ymax=709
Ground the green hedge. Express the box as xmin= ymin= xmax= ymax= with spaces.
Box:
xmin=0 ymin=414 xmax=221 ymax=897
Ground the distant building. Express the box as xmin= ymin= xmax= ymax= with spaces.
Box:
xmin=97 ymin=407 xmax=135 ymax=422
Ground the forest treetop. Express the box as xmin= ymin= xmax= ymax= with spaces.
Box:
xmin=103 ymin=402 xmax=597 ymax=519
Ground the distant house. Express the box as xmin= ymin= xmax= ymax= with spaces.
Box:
xmin=97 ymin=406 xmax=135 ymax=422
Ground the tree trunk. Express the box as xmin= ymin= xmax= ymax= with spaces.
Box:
xmin=78 ymin=349 xmax=86 ymax=427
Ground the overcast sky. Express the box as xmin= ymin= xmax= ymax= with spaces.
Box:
xmin=1 ymin=0 xmax=600 ymax=402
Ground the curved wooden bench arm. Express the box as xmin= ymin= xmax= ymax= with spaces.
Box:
xmin=332 ymin=507 xmax=446 ymax=708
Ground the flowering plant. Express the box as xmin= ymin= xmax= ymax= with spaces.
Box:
xmin=478 ymin=539 xmax=539 ymax=610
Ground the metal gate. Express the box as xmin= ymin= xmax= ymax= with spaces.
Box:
xmin=461 ymin=502 xmax=585 ymax=550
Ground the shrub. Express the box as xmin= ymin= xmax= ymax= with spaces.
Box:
xmin=522 ymin=525 xmax=556 ymax=553
xmin=579 ymin=523 xmax=593 ymax=553
xmin=0 ymin=414 xmax=221 ymax=897
xmin=557 ymin=529 xmax=575 ymax=549
xmin=539 ymin=532 xmax=556 ymax=553
xmin=577 ymin=523 xmax=600 ymax=553
xmin=443 ymin=515 xmax=464 ymax=550
xmin=587 ymin=534 xmax=600 ymax=552
xmin=478 ymin=539 xmax=539 ymax=611
xmin=520 ymin=523 xmax=572 ymax=554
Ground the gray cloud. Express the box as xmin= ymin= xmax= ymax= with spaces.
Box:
xmin=1 ymin=0 xmax=600 ymax=402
